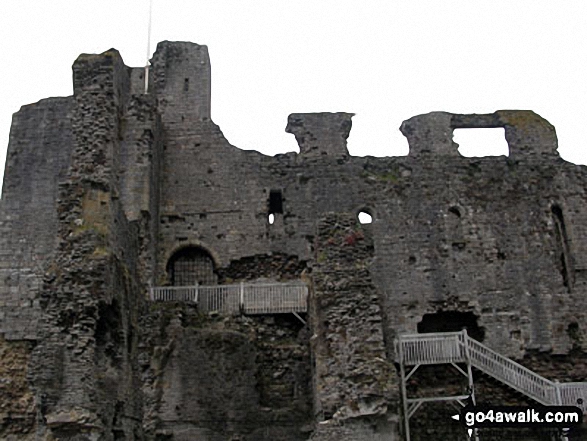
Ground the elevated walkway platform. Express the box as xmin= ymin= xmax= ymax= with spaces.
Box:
xmin=149 ymin=281 xmax=308 ymax=319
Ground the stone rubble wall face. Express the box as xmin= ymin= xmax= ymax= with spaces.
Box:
xmin=309 ymin=213 xmax=397 ymax=440
xmin=26 ymin=50 xmax=145 ymax=440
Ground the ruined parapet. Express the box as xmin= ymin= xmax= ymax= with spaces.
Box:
xmin=402 ymin=110 xmax=559 ymax=160
xmin=400 ymin=111 xmax=458 ymax=158
xmin=286 ymin=112 xmax=353 ymax=158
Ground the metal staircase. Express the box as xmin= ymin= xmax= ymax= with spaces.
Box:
xmin=396 ymin=330 xmax=587 ymax=440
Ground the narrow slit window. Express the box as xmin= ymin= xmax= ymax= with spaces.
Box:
xmin=269 ymin=190 xmax=284 ymax=214
xmin=552 ymin=205 xmax=573 ymax=292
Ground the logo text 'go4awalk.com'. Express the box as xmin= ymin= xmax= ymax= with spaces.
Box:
xmin=453 ymin=405 xmax=582 ymax=432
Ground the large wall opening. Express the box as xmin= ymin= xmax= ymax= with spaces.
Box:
xmin=167 ymin=246 xmax=217 ymax=286
xmin=417 ymin=311 xmax=485 ymax=342
xmin=454 ymin=128 xmax=508 ymax=157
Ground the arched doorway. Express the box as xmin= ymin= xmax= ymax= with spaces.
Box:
xmin=167 ymin=247 xmax=217 ymax=286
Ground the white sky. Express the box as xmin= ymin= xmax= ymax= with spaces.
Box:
xmin=1 ymin=1 xmax=587 ymax=193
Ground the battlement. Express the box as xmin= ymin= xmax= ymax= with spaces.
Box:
xmin=284 ymin=109 xmax=559 ymax=160
xmin=402 ymin=110 xmax=559 ymax=160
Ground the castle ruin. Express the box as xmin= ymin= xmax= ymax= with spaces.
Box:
xmin=0 ymin=41 xmax=586 ymax=440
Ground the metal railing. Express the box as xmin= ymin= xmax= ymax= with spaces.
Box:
xmin=149 ymin=281 xmax=308 ymax=315
xmin=466 ymin=335 xmax=558 ymax=405
xmin=148 ymin=285 xmax=199 ymax=302
xmin=558 ymin=382 xmax=587 ymax=411
xmin=396 ymin=331 xmax=467 ymax=365
xmin=396 ymin=330 xmax=587 ymax=412
xmin=242 ymin=283 xmax=307 ymax=314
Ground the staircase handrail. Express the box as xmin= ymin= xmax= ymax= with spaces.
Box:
xmin=464 ymin=334 xmax=558 ymax=405
xmin=396 ymin=330 xmax=587 ymax=411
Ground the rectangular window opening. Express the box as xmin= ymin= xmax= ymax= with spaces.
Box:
xmin=269 ymin=190 xmax=284 ymax=214
xmin=454 ymin=128 xmax=509 ymax=157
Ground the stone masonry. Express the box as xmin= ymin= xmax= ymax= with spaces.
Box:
xmin=0 ymin=41 xmax=586 ymax=440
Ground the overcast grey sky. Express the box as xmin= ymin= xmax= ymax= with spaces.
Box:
xmin=1 ymin=0 xmax=586 ymax=193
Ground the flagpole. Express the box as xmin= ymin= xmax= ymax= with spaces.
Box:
xmin=144 ymin=0 xmax=153 ymax=94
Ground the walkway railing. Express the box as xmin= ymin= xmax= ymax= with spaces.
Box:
xmin=396 ymin=330 xmax=587 ymax=412
xmin=398 ymin=332 xmax=467 ymax=365
xmin=149 ymin=281 xmax=308 ymax=315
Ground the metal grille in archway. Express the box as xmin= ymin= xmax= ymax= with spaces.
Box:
xmin=168 ymin=247 xmax=217 ymax=286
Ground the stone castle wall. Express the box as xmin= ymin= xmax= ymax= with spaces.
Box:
xmin=0 ymin=41 xmax=586 ymax=440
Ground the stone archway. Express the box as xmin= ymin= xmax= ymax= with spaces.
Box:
xmin=167 ymin=246 xmax=217 ymax=286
